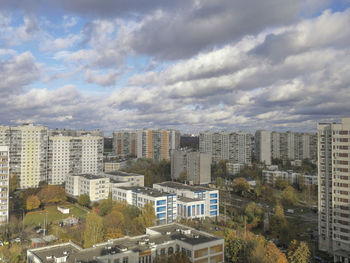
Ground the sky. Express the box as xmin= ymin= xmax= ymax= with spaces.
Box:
xmin=0 ymin=0 xmax=350 ymax=134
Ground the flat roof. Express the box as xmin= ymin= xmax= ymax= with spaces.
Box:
xmin=105 ymin=171 xmax=143 ymax=177
xmin=177 ymin=196 xmax=203 ymax=203
xmin=29 ymin=223 xmax=223 ymax=263
xmin=72 ymin=174 xmax=106 ymax=180
xmin=155 ymin=181 xmax=212 ymax=192
xmin=117 ymin=186 xmax=171 ymax=198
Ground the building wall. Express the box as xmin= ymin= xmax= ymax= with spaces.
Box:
xmin=318 ymin=118 xmax=350 ymax=261
xmin=199 ymin=131 xmax=252 ymax=165
xmin=0 ymin=146 xmax=9 ymax=224
xmin=255 ymin=130 xmax=271 ymax=165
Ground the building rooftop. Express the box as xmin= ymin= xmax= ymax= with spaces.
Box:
xmin=105 ymin=171 xmax=143 ymax=177
xmin=177 ymin=196 xmax=202 ymax=203
xmin=118 ymin=186 xmax=171 ymax=198
xmin=71 ymin=174 xmax=107 ymax=180
xmin=28 ymin=224 xmax=223 ymax=263
xmin=154 ymin=181 xmax=212 ymax=192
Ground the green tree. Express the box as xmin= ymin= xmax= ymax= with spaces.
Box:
xmin=26 ymin=195 xmax=40 ymax=211
xmin=84 ymin=212 xmax=104 ymax=247
xmin=245 ymin=202 xmax=263 ymax=228
xmin=282 ymin=186 xmax=298 ymax=206
xmin=77 ymin=194 xmax=90 ymax=207
xmin=225 ymin=229 xmax=243 ymax=262
xmin=141 ymin=202 xmax=156 ymax=227
xmin=232 ymin=177 xmax=250 ymax=196
xmin=98 ymin=198 xmax=114 ymax=216
xmin=216 ymin=177 xmax=224 ymax=189
xmin=287 ymin=240 xmax=311 ymax=263
xmin=275 ymin=178 xmax=289 ymax=190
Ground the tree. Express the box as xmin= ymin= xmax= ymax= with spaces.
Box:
xmin=98 ymin=198 xmax=114 ymax=216
xmin=84 ymin=212 xmax=104 ymax=247
xmin=275 ymin=178 xmax=289 ymax=190
xmin=78 ymin=194 xmax=90 ymax=207
xmin=26 ymin=195 xmax=40 ymax=211
xmin=225 ymin=229 xmax=243 ymax=262
xmin=245 ymin=202 xmax=263 ymax=229
xmin=232 ymin=177 xmax=250 ymax=196
xmin=282 ymin=186 xmax=298 ymax=206
xmin=103 ymin=209 xmax=124 ymax=239
xmin=140 ymin=202 xmax=156 ymax=227
xmin=9 ymin=174 xmax=18 ymax=195
xmin=288 ymin=240 xmax=311 ymax=263
xmin=216 ymin=177 xmax=224 ymax=189
xmin=38 ymin=185 xmax=66 ymax=204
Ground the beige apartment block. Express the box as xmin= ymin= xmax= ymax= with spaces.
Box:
xmin=318 ymin=118 xmax=350 ymax=262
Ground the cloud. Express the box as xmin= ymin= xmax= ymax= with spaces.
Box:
xmin=85 ymin=69 xmax=121 ymax=86
xmin=0 ymin=51 xmax=40 ymax=94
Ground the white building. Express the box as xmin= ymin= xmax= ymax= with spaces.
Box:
xmin=255 ymin=130 xmax=271 ymax=165
xmin=226 ymin=163 xmax=245 ymax=175
xmin=112 ymin=186 xmax=177 ymax=225
xmin=318 ymin=118 xmax=350 ymax=262
xmin=262 ymin=170 xmax=317 ymax=186
xmin=199 ymin=131 xmax=252 ymax=164
xmin=48 ymin=134 xmax=104 ymax=185
xmin=0 ymin=146 xmax=9 ymax=224
xmin=27 ymin=223 xmax=224 ymax=263
xmin=171 ymin=149 xmax=211 ymax=185
xmin=65 ymin=174 xmax=109 ymax=202
xmin=153 ymin=182 xmax=219 ymax=218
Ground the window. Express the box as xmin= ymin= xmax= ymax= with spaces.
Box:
xmin=122 ymin=257 xmax=128 ymax=263
xmin=210 ymin=193 xmax=218 ymax=198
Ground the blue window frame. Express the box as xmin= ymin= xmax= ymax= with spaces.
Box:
xmin=201 ymin=204 xmax=204 ymax=215
xmin=210 ymin=199 xmax=217 ymax=204
xmin=188 ymin=206 xmax=191 ymax=216
xmin=156 ymin=200 xmax=166 ymax=206
xmin=210 ymin=211 xmax=217 ymax=216
xmin=157 ymin=213 xmax=166 ymax=218
xmin=210 ymin=193 xmax=218 ymax=198
xmin=156 ymin=206 xmax=166 ymax=212
xmin=210 ymin=205 xmax=217 ymax=210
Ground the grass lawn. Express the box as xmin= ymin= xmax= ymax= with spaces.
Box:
xmin=24 ymin=203 xmax=89 ymax=227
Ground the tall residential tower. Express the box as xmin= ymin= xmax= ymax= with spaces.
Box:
xmin=318 ymin=118 xmax=350 ymax=262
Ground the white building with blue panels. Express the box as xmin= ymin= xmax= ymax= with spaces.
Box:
xmin=112 ymin=186 xmax=177 ymax=224
xmin=177 ymin=197 xmax=206 ymax=219
xmin=153 ymin=182 xmax=219 ymax=218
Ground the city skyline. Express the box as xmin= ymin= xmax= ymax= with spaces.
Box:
xmin=0 ymin=1 xmax=349 ymax=133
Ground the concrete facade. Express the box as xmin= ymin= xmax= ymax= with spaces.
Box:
xmin=27 ymin=223 xmax=224 ymax=263
xmin=318 ymin=118 xmax=350 ymax=262
xmin=0 ymin=146 xmax=9 ymax=224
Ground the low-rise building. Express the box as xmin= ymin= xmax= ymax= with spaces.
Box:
xmin=65 ymin=174 xmax=109 ymax=202
xmin=262 ymin=170 xmax=317 ymax=186
xmin=177 ymin=197 xmax=206 ymax=220
xmin=226 ymin=163 xmax=245 ymax=175
xmin=112 ymin=186 xmax=177 ymax=225
xmin=153 ymin=182 xmax=219 ymax=218
xmin=104 ymin=161 xmax=126 ymax=172
xmin=104 ymin=171 xmax=144 ymax=187
xmin=27 ymin=223 xmax=224 ymax=263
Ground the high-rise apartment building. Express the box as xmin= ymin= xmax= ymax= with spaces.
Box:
xmin=112 ymin=130 xmax=137 ymax=157
xmin=0 ymin=146 xmax=9 ymax=224
xmin=318 ymin=118 xmax=350 ymax=262
xmin=199 ymin=131 xmax=252 ymax=164
xmin=112 ymin=129 xmax=180 ymax=161
xmin=48 ymin=134 xmax=103 ymax=185
xmin=171 ymin=149 xmax=211 ymax=185
xmin=137 ymin=129 xmax=180 ymax=161
xmin=255 ymin=130 xmax=272 ymax=165
xmin=0 ymin=124 xmax=48 ymax=189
